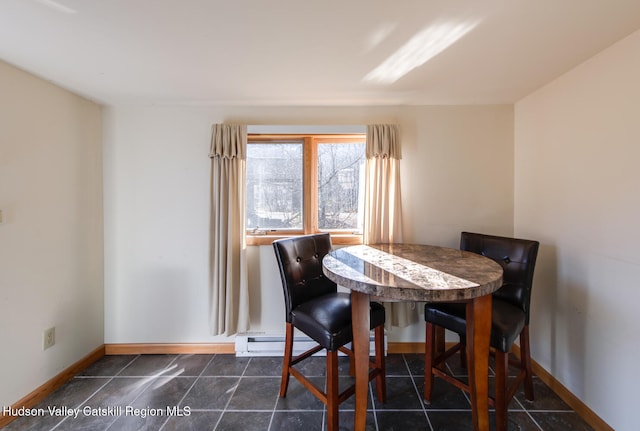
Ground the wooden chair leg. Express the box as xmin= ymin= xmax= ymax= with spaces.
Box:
xmin=280 ymin=322 xmax=294 ymax=397
xmin=374 ymin=324 xmax=386 ymax=403
xmin=326 ymin=350 xmax=339 ymax=431
xmin=424 ymin=321 xmax=435 ymax=402
xmin=520 ymin=326 xmax=535 ymax=400
xmin=434 ymin=325 xmax=446 ymax=371
xmin=495 ymin=350 xmax=509 ymax=431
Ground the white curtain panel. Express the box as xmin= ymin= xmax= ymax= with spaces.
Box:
xmin=365 ymin=124 xmax=420 ymax=328
xmin=209 ymin=124 xmax=249 ymax=336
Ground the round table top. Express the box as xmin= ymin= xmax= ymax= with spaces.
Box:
xmin=322 ymin=243 xmax=503 ymax=302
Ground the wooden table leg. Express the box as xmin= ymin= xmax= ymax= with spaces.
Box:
xmin=466 ymin=294 xmax=492 ymax=431
xmin=351 ymin=291 xmax=370 ymax=431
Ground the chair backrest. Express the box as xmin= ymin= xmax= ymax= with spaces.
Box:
xmin=273 ymin=233 xmax=337 ymax=323
xmin=460 ymin=232 xmax=539 ymax=323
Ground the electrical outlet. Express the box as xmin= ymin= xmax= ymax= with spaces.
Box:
xmin=43 ymin=327 xmax=56 ymax=350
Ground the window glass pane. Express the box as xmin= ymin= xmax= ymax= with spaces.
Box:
xmin=317 ymin=142 xmax=365 ymax=231
xmin=246 ymin=142 xmax=303 ymax=230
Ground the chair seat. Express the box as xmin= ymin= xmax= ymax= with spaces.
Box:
xmin=293 ymin=292 xmax=385 ymax=351
xmin=425 ymin=298 xmax=526 ymax=353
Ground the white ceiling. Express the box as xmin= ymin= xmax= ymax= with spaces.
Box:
xmin=1 ymin=0 xmax=640 ymax=107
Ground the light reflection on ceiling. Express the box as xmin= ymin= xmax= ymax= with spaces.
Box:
xmin=364 ymin=20 xmax=479 ymax=84
xmin=364 ymin=23 xmax=398 ymax=52
xmin=34 ymin=0 xmax=77 ymax=14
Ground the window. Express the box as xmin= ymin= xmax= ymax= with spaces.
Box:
xmin=246 ymin=134 xmax=365 ymax=245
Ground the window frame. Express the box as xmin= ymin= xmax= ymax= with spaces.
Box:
xmin=246 ymin=133 xmax=365 ymax=246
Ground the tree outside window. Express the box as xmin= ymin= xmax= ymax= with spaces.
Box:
xmin=246 ymin=135 xmax=365 ymax=245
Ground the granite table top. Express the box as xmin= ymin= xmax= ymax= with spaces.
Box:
xmin=323 ymin=243 xmax=503 ymax=302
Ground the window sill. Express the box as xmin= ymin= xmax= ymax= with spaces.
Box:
xmin=246 ymin=233 xmax=363 ymax=246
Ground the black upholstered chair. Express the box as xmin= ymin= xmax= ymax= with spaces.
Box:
xmin=273 ymin=233 xmax=386 ymax=431
xmin=424 ymin=232 xmax=539 ymax=431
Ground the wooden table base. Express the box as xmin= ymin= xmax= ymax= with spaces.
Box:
xmin=466 ymin=294 xmax=492 ymax=431
xmin=351 ymin=291 xmax=371 ymax=431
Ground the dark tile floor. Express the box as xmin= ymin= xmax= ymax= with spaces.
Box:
xmin=3 ymin=353 xmax=594 ymax=431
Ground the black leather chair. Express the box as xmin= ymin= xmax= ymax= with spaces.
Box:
xmin=273 ymin=233 xmax=386 ymax=431
xmin=424 ymin=232 xmax=539 ymax=431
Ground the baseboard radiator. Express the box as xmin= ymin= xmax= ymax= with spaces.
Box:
xmin=235 ymin=333 xmax=387 ymax=357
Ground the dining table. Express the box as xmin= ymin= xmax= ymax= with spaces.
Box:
xmin=322 ymin=243 xmax=503 ymax=431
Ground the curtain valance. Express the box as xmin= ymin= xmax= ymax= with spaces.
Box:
xmin=366 ymin=124 xmax=401 ymax=159
xmin=209 ymin=124 xmax=247 ymax=159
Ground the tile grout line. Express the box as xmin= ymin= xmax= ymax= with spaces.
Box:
xmin=368 ymin=378 xmax=378 ymax=431
xmin=513 ymin=394 xmax=545 ymax=431
xmin=106 ymin=354 xmax=184 ymax=431
xmin=447 ymin=360 xmax=474 ymax=407
xmin=267 ymin=357 xmax=283 ymax=431
xmin=116 ymin=355 xmax=143 ymax=377
xmin=157 ymin=353 xmax=218 ymax=431
xmin=48 ymin=377 xmax=115 ymax=431
xmin=50 ymin=354 xmax=141 ymax=431
xmin=525 ymin=411 xmax=545 ymax=431
xmin=403 ymin=353 xmax=435 ymax=431
xmin=447 ymin=358 xmax=550 ymax=430
xmin=212 ymin=354 xmax=252 ymax=431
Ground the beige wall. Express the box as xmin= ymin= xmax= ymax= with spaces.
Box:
xmin=0 ymin=61 xmax=104 ymax=407
xmin=515 ymin=29 xmax=640 ymax=430
xmin=2 ymin=21 xmax=638 ymax=427
xmin=102 ymin=104 xmax=514 ymax=344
